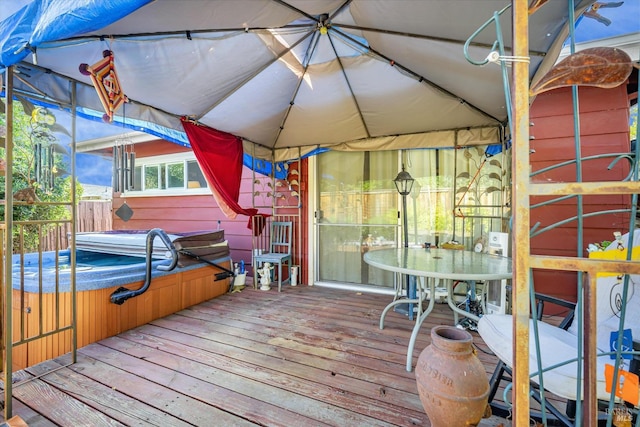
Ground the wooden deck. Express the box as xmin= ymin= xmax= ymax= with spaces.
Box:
xmin=1 ymin=285 xmax=511 ymax=426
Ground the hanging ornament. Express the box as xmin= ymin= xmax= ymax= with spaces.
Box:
xmin=33 ymin=142 xmax=55 ymax=190
xmin=530 ymin=47 xmax=636 ymax=96
xmin=115 ymin=201 xmax=134 ymax=222
xmin=79 ymin=50 xmax=127 ymax=122
xmin=31 ymin=107 xmax=56 ymax=126
xmin=112 ymin=137 xmax=136 ymax=193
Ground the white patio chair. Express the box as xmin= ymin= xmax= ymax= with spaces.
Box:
xmin=478 ymin=230 xmax=640 ymax=425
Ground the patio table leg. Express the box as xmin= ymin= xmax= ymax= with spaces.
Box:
xmin=405 ymin=277 xmax=436 ymax=371
xmin=446 ymin=280 xmax=481 ymax=324
xmin=380 ymin=298 xmax=418 ymax=329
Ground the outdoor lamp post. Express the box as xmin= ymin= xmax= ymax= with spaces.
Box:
xmin=394 ymin=165 xmax=414 ymax=248
xmin=394 ymin=164 xmax=416 ymax=320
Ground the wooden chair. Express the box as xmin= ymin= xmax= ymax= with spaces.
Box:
xmin=254 ymin=221 xmax=293 ymax=292
xmin=478 ymin=231 xmax=640 ymax=426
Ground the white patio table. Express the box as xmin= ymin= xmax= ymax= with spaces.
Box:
xmin=364 ymin=247 xmax=512 ymax=371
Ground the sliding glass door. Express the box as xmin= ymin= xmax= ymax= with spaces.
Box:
xmin=315 ymin=146 xmax=509 ymax=289
xmin=316 ymin=150 xmax=398 ymax=287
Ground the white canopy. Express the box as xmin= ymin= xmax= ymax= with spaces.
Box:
xmin=1 ymin=0 xmax=595 ymax=160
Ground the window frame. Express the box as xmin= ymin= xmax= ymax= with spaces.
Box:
xmin=124 ymin=152 xmax=211 ymax=197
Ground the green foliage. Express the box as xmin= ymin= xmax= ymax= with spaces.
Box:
xmin=0 ymin=99 xmax=83 ymax=253
xmin=144 ymin=165 xmax=160 ymax=189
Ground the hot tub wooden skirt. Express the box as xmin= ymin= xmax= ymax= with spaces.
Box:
xmin=10 ymin=261 xmax=231 ymax=371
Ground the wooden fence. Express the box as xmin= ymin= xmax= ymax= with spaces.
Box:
xmin=41 ymin=201 xmax=112 ymax=252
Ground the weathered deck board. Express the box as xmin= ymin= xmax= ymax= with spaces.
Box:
xmin=0 ymin=373 xmax=57 ymax=427
xmin=78 ymin=341 xmax=323 ymax=427
xmin=27 ymin=359 xmax=206 ymax=427
xmin=181 ymin=294 xmax=429 ymax=380
xmin=10 ymin=375 xmax=125 ymax=427
xmin=2 ymin=285 xmax=512 ymax=426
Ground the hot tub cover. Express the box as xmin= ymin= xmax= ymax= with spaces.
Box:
xmin=75 ymin=230 xmax=228 ymax=261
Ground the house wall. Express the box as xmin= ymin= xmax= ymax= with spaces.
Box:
xmin=111 ymin=140 xmax=263 ymax=273
xmin=110 ymin=139 xmax=309 ymax=285
xmin=529 ymin=84 xmax=632 ymax=300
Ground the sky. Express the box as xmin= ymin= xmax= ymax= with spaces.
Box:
xmin=52 ymin=110 xmax=125 ymax=187
xmin=48 ymin=0 xmax=639 ymax=186
xmin=571 ymin=1 xmax=639 ymax=43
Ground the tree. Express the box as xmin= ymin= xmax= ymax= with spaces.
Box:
xmin=0 ymin=98 xmax=83 ymax=252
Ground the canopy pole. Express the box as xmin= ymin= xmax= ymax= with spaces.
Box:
xmin=511 ymin=1 xmax=531 ymax=425
xmin=70 ymin=82 xmax=78 ymax=365
xmin=3 ymin=65 xmax=15 ymax=420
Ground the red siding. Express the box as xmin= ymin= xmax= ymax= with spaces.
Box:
xmin=272 ymin=160 xmax=309 ymax=286
xmin=111 ymin=143 xmax=308 ymax=284
xmin=125 ymin=139 xmax=192 ymax=156
xmin=112 ymin=144 xmax=269 ymax=271
xmin=529 ymin=84 xmax=632 ymax=299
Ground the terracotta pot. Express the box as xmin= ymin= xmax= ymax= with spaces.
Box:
xmin=415 ymin=325 xmax=489 ymax=427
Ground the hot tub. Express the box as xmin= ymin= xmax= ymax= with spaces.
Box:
xmin=13 ymin=249 xmax=176 ymax=293
xmin=9 ymin=230 xmax=233 ymax=370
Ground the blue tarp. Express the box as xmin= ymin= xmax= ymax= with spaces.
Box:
xmin=0 ymin=0 xmax=290 ymax=177
xmin=0 ymin=0 xmax=152 ymax=71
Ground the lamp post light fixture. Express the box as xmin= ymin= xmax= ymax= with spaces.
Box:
xmin=394 ymin=165 xmax=414 ymax=248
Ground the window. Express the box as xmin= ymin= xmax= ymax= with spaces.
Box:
xmin=125 ymin=153 xmax=210 ymax=196
xmin=187 ymin=160 xmax=207 ymax=188
xmin=167 ymin=163 xmax=184 ymax=188
xmin=145 ymin=165 xmax=161 ymax=189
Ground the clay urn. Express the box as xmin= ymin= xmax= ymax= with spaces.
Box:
xmin=415 ymin=325 xmax=490 ymax=426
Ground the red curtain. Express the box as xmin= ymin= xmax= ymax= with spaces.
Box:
xmin=181 ymin=118 xmax=265 ymax=229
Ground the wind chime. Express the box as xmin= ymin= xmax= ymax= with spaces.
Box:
xmin=34 ymin=142 xmax=54 ymax=190
xmin=112 ymin=138 xmax=136 ymax=222
xmin=112 ymin=138 xmax=135 ymax=193
xmin=32 ymin=106 xmax=57 ymax=191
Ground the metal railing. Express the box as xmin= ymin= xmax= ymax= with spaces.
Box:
xmin=2 ymin=71 xmax=78 ymax=418
xmin=465 ymin=3 xmax=640 ymax=425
